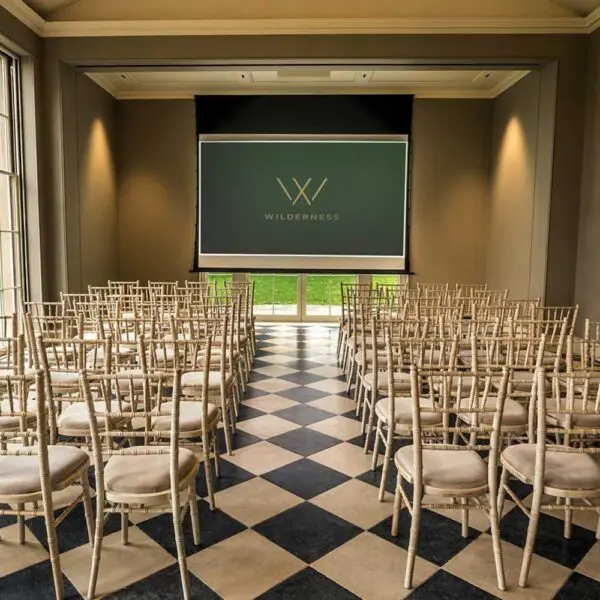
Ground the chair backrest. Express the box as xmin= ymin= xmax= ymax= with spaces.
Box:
xmin=535 ymin=305 xmax=579 ymax=336
xmin=534 ymin=369 xmax=600 ymax=472
xmin=0 ymin=371 xmax=49 ymax=479
xmin=108 ymin=280 xmax=140 ymax=296
xmin=80 ymin=369 xmax=190 ymax=495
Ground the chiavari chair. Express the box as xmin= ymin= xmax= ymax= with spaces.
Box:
xmin=0 ymin=371 xmax=93 ymax=600
xmin=535 ymin=304 xmax=580 ymax=336
xmin=36 ymin=335 xmax=115 ymax=445
xmin=368 ymin=332 xmax=460 ymax=500
xmin=392 ymin=364 xmax=508 ymax=591
xmin=168 ymin=312 xmax=238 ymax=455
xmin=498 ymin=369 xmax=600 ymax=588
xmin=81 ymin=370 xmax=201 ymax=600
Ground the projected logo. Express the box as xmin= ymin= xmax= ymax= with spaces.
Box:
xmin=276 ymin=177 xmax=328 ymax=207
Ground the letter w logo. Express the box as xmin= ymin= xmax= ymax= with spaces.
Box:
xmin=276 ymin=177 xmax=328 ymax=207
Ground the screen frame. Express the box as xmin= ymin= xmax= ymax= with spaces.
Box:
xmin=193 ymin=133 xmax=412 ymax=274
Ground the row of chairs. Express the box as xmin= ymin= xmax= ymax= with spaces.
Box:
xmin=0 ymin=281 xmax=258 ymax=600
xmin=336 ymin=283 xmax=597 ymax=592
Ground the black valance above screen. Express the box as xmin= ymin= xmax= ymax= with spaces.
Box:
xmin=195 ymin=95 xmax=413 ymax=136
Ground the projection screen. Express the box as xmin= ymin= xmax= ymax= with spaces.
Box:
xmin=197 ymin=135 xmax=409 ymax=272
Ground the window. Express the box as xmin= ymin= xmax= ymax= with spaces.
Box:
xmin=0 ymin=51 xmax=25 ymax=316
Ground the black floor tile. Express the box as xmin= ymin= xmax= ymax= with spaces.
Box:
xmin=217 ymin=428 xmax=262 ymax=451
xmin=258 ymin=567 xmax=360 ymax=599
xmin=0 ymin=561 xmax=82 ymax=600
xmin=105 ymin=564 xmax=221 ymax=599
xmin=237 ymin=402 xmax=267 ymax=420
xmin=370 ymin=509 xmax=481 ymax=567
xmin=280 ymin=359 xmax=324 ymax=371
xmin=138 ymin=500 xmax=245 ymax=556
xmin=195 ymin=459 xmax=255 ymax=497
xmin=355 ymin=465 xmax=397 ymax=495
xmin=279 ymin=371 xmax=328 ymax=386
xmin=553 ymin=572 xmax=600 ymax=600
xmin=262 ymin=458 xmax=350 ymax=500
xmin=28 ymin=503 xmax=122 ymax=554
xmin=276 ymin=387 xmax=332 ymax=404
xmin=499 ymin=507 xmax=596 ymax=568
xmin=269 ymin=428 xmax=341 ymax=457
xmin=274 ymin=404 xmax=333 ymax=425
xmin=407 ymin=570 xmax=497 ymax=599
xmin=254 ymin=502 xmax=361 ymax=563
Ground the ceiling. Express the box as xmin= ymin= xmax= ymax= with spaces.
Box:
xmin=85 ymin=68 xmax=530 ymax=100
xmin=8 ymin=0 xmax=600 ymax=35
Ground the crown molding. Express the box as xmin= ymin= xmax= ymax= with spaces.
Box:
xmin=2 ymin=0 xmax=599 ymax=38
xmin=585 ymin=6 xmax=600 ymax=32
xmin=42 ymin=17 xmax=591 ymax=37
xmin=489 ymin=69 xmax=530 ymax=96
xmin=0 ymin=0 xmax=44 ymax=36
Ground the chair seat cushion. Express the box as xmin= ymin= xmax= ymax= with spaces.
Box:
xmin=49 ymin=371 xmax=79 ymax=387
xmin=375 ymin=396 xmax=442 ymax=426
xmin=395 ymin=446 xmax=488 ymax=491
xmin=457 ymin=397 xmax=527 ymax=427
xmin=502 ymin=444 xmax=600 ymax=490
xmin=181 ymin=370 xmax=233 ymax=390
xmin=152 ymin=401 xmax=220 ymax=432
xmin=58 ymin=401 xmax=129 ymax=431
xmin=362 ymin=370 xmax=411 ymax=392
xmin=104 ymin=447 xmax=197 ymax=495
xmin=0 ymin=394 xmax=38 ymax=430
xmin=0 ymin=446 xmax=88 ymax=495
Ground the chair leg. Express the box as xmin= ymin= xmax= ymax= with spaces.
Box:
xmin=16 ymin=502 xmax=25 ymax=544
xmin=203 ymin=432 xmax=216 ymax=511
xmin=404 ymin=485 xmax=422 ymax=590
xmin=87 ymin=493 xmax=105 ymax=600
xmin=172 ymin=498 xmax=192 ymax=600
xmin=364 ymin=404 xmax=378 ymax=455
xmin=189 ymin=483 xmax=201 ymax=545
xmin=44 ymin=508 xmax=64 ymax=600
xmin=564 ymin=497 xmax=573 ymax=539
xmin=391 ymin=476 xmax=403 ymax=537
xmin=213 ymin=429 xmax=221 ymax=479
xmin=461 ymin=498 xmax=469 ymax=538
xmin=497 ymin=466 xmax=509 ymax=517
xmin=346 ymin=361 xmax=356 ymax=395
xmin=488 ymin=472 xmax=506 ymax=591
xmin=121 ymin=509 xmax=129 ymax=545
xmin=353 ymin=370 xmax=363 ymax=403
xmin=81 ymin=475 xmax=95 ymax=547
xmin=220 ymin=402 xmax=234 ymax=456
xmin=519 ymin=487 xmax=543 ymax=588
xmin=378 ymin=425 xmax=394 ymax=502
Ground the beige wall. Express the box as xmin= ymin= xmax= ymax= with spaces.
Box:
xmin=116 ymin=100 xmax=197 ymax=283
xmin=114 ymin=98 xmax=492 ymax=284
xmin=74 ymin=73 xmax=119 ymax=289
xmin=575 ymin=30 xmax=600 ymax=322
xmin=411 ymin=99 xmax=492 ymax=285
xmin=41 ymin=34 xmax=587 ymax=302
xmin=487 ymin=72 xmax=541 ymax=297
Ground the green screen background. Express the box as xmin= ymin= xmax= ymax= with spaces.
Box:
xmin=199 ymin=140 xmax=408 ymax=257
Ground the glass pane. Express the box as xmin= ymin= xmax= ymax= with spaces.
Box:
xmin=372 ymin=275 xmax=400 ymax=288
xmin=251 ymin=274 xmax=275 ymax=316
xmin=305 ymin=274 xmax=355 ymax=317
xmin=207 ymin=273 xmax=232 ymax=289
xmin=273 ymin=275 xmax=298 ymax=316
xmin=0 ymin=116 xmax=11 ymax=172
xmin=0 ymin=173 xmax=11 ymax=232
xmin=250 ymin=274 xmax=298 ymax=317
xmin=0 ymin=57 xmax=8 ymax=117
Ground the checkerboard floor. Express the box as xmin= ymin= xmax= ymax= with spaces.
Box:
xmin=3 ymin=324 xmax=600 ymax=599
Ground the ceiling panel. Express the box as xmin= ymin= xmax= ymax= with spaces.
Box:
xmin=85 ymin=68 xmax=530 ymax=100
xmin=23 ymin=0 xmax=81 ymax=18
